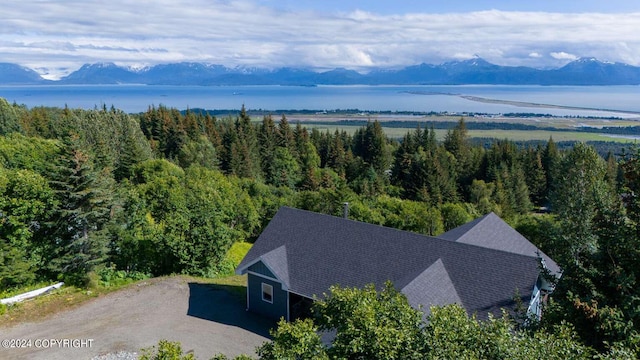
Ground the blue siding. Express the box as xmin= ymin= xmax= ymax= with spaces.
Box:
xmin=248 ymin=261 xmax=277 ymax=279
xmin=248 ymin=273 xmax=288 ymax=320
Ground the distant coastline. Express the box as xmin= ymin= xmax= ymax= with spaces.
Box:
xmin=1 ymin=84 xmax=639 ymax=118
xmin=403 ymin=90 xmax=640 ymax=117
xmin=460 ymin=95 xmax=640 ymax=116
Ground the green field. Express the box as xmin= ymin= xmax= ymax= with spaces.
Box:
xmin=307 ymin=124 xmax=639 ymax=143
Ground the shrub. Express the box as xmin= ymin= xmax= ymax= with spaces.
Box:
xmin=139 ymin=340 xmax=195 ymax=360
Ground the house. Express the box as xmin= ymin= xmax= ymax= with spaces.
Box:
xmin=236 ymin=206 xmax=559 ymax=322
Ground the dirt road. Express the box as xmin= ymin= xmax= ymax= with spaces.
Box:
xmin=0 ymin=277 xmax=274 ymax=360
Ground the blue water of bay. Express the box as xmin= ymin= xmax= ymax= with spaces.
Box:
xmin=0 ymin=84 xmax=638 ymax=118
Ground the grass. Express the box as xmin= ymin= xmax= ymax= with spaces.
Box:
xmin=291 ymin=112 xmax=640 ymax=142
xmin=0 ymin=281 xmax=63 ymax=300
xmin=1 ymin=282 xmax=105 ymax=327
xmin=465 ymin=130 xmax=638 ymax=143
xmin=226 ymin=242 xmax=253 ymax=266
xmin=206 ymin=274 xmax=248 ymax=301
xmin=306 ymin=124 xmax=639 ymax=143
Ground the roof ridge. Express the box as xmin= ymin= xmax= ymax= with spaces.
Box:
xmin=238 ymin=206 xmax=547 ymax=319
xmin=279 ymin=207 xmax=547 ymax=262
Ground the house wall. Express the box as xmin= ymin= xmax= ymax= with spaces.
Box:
xmin=248 ymin=261 xmax=277 ymax=278
xmin=247 ymin=273 xmax=288 ymax=320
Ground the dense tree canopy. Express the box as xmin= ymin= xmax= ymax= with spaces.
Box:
xmin=1 ymin=98 xmax=640 ymax=357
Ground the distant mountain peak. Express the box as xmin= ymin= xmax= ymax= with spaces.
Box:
xmin=2 ymin=57 xmax=640 ymax=86
xmin=0 ymin=63 xmax=46 ymax=84
xmin=561 ymin=57 xmax=611 ymax=70
xmin=576 ymin=57 xmax=599 ymax=62
xmin=442 ymin=57 xmax=494 ymax=68
xmin=85 ymin=62 xmax=118 ymax=68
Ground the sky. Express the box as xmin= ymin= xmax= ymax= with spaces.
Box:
xmin=2 ymin=0 xmax=640 ymax=79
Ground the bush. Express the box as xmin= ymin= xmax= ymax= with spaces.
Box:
xmin=209 ymin=242 xmax=252 ymax=278
xmin=139 ymin=340 xmax=195 ymax=360
xmin=97 ymin=265 xmax=150 ymax=288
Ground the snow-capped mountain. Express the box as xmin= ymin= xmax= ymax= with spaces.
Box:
xmin=2 ymin=58 xmax=640 ymax=85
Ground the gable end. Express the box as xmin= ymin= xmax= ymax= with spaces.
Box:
xmin=248 ymin=261 xmax=277 ymax=279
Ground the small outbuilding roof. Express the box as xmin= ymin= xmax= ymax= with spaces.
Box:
xmin=237 ymin=207 xmax=556 ymax=318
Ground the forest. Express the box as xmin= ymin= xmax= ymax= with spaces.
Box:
xmin=1 ymin=96 xmax=640 ymax=357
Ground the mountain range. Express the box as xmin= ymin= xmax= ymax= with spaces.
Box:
xmin=2 ymin=57 xmax=640 ymax=86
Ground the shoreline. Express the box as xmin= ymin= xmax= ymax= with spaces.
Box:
xmin=401 ymin=90 xmax=640 ymax=118
xmin=458 ymin=95 xmax=640 ymax=117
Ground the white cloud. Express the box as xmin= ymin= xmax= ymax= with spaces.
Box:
xmin=1 ymin=1 xmax=640 ymax=78
xmin=550 ymin=52 xmax=578 ymax=61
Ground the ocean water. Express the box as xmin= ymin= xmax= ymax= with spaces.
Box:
xmin=0 ymin=84 xmax=638 ymax=118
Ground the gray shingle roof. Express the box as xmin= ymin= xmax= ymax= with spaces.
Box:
xmin=438 ymin=212 xmax=561 ymax=275
xmin=401 ymin=259 xmax=463 ymax=316
xmin=237 ymin=207 xmax=551 ymax=318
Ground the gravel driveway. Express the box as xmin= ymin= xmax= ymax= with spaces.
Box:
xmin=0 ymin=277 xmax=275 ymax=360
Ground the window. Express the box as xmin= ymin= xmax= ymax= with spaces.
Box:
xmin=262 ymin=283 xmax=273 ymax=303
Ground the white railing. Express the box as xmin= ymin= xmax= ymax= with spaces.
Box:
xmin=527 ymin=289 xmax=542 ymax=320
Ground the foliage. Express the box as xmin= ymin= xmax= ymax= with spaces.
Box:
xmin=0 ymin=98 xmax=21 ymax=135
xmin=5 ymin=100 xmax=640 ymax=355
xmin=541 ymin=144 xmax=640 ymax=355
xmin=210 ymin=242 xmax=252 ymax=278
xmin=212 ymin=355 xmax=255 ymax=360
xmin=110 ymin=161 xmax=259 ymax=277
xmin=44 ymin=135 xmax=115 ymax=285
xmin=440 ymin=202 xmax=472 ymax=231
xmin=349 ymin=195 xmax=444 ymax=236
xmin=425 ymin=305 xmax=593 ymax=360
xmin=0 ymin=133 xmax=60 ymax=174
xmin=514 ymin=213 xmax=559 ymax=254
xmin=257 ymin=318 xmax=328 ymax=360
xmin=96 ymin=264 xmax=149 ymax=288
xmin=139 ymin=339 xmax=195 ymax=360
xmin=256 ymin=283 xmax=595 ymax=360
xmin=0 ymin=168 xmax=57 ymax=289
xmin=318 ymin=282 xmax=426 ymax=360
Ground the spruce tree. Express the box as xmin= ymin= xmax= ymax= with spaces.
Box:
xmin=46 ymin=135 xmax=114 ymax=283
xmin=260 ymin=115 xmax=278 ymax=183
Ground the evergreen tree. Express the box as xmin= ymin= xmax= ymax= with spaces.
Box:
xmin=422 ymin=125 xmax=438 ymax=157
xmin=218 ymin=117 xmax=237 ymax=174
xmin=277 ymin=114 xmax=295 ymax=150
xmin=326 ymin=130 xmax=348 ymax=177
xmin=46 ymin=135 xmax=115 ymax=283
xmin=298 ymin=141 xmax=321 ymax=190
xmin=390 ymin=132 xmax=416 ymax=195
xmin=544 ymin=143 xmax=640 ymax=353
xmin=114 ymin=112 xmax=153 ymax=181
xmin=542 ymin=137 xmax=560 ymax=205
xmin=352 ymin=120 xmax=391 ymax=174
xmin=260 ymin=115 xmax=278 ymax=182
xmin=231 ymin=106 xmax=262 ymax=179
xmin=270 ymin=147 xmax=301 ymax=189
xmin=523 ymin=147 xmax=547 ymax=206
xmin=443 ymin=117 xmax=470 ymax=181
